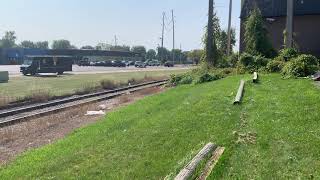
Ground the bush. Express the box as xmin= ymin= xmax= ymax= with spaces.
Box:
xmin=228 ymin=53 xmax=239 ymax=68
xmin=238 ymin=53 xmax=270 ymax=73
xmin=194 ymin=73 xmax=219 ymax=84
xmin=278 ymin=48 xmax=299 ymax=61
xmin=281 ymin=54 xmax=319 ymax=78
xmin=100 ymin=79 xmax=119 ymax=90
xmin=266 ymin=60 xmax=286 ymax=72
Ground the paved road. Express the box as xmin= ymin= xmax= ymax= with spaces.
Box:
xmin=0 ymin=65 xmax=193 ymax=77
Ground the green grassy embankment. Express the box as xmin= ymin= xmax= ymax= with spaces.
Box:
xmin=0 ymin=74 xmax=319 ymax=179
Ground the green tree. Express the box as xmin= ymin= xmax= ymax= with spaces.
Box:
xmin=157 ymin=47 xmax=170 ymax=63
xmin=131 ymin=46 xmax=147 ymax=58
xmin=188 ymin=49 xmax=204 ymax=65
xmin=51 ymin=39 xmax=73 ymax=49
xmin=217 ymin=28 xmax=236 ymax=55
xmin=35 ymin=41 xmax=49 ymax=49
xmin=0 ymin=31 xmax=17 ymax=48
xmin=146 ymin=49 xmax=157 ymax=60
xmin=204 ymin=0 xmax=219 ymax=67
xmin=20 ymin=40 xmax=36 ymax=49
xmin=244 ymin=8 xmax=275 ymax=57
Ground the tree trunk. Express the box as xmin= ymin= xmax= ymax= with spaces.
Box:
xmin=206 ymin=0 xmax=215 ymax=66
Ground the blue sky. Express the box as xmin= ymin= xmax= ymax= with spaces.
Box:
xmin=0 ymin=0 xmax=241 ymax=51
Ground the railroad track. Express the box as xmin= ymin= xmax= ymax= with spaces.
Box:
xmin=0 ymin=80 xmax=168 ymax=127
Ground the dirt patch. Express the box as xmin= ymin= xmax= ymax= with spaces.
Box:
xmin=0 ymin=86 xmax=166 ymax=165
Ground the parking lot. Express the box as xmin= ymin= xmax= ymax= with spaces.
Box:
xmin=0 ymin=65 xmax=193 ymax=77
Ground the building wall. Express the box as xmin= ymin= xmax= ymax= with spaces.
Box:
xmin=240 ymin=14 xmax=320 ymax=57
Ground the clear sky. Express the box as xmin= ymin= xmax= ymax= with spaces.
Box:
xmin=0 ymin=0 xmax=241 ymax=51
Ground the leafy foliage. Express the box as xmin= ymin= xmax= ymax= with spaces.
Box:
xmin=52 ymin=40 xmax=74 ymax=49
xmin=238 ymin=53 xmax=270 ymax=73
xmin=146 ymin=49 xmax=157 ymax=60
xmin=277 ymin=48 xmax=299 ymax=61
xmin=266 ymin=60 xmax=286 ymax=72
xmin=0 ymin=31 xmax=17 ymax=48
xmin=244 ymin=8 xmax=275 ymax=58
xmin=281 ymin=54 xmax=319 ymax=78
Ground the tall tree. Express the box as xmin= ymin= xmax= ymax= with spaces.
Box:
xmin=244 ymin=8 xmax=275 ymax=57
xmin=0 ymin=31 xmax=17 ymax=48
xmin=20 ymin=40 xmax=36 ymax=49
xmin=131 ymin=46 xmax=147 ymax=59
xmin=146 ymin=49 xmax=157 ymax=60
xmin=217 ymin=28 xmax=236 ymax=55
xmin=51 ymin=39 xmax=72 ymax=49
xmin=188 ymin=49 xmax=204 ymax=65
xmin=204 ymin=0 xmax=219 ymax=67
xmin=157 ymin=47 xmax=170 ymax=63
xmin=35 ymin=41 xmax=49 ymax=49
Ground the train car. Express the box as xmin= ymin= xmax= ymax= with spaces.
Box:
xmin=20 ymin=55 xmax=73 ymax=76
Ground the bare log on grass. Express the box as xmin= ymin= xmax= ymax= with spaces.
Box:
xmin=175 ymin=143 xmax=217 ymax=180
xmin=234 ymin=80 xmax=245 ymax=105
xmin=253 ymin=72 xmax=259 ymax=83
xmin=198 ymin=147 xmax=225 ymax=180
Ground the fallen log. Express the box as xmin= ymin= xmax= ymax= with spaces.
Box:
xmin=175 ymin=143 xmax=217 ymax=180
xmin=253 ymin=72 xmax=258 ymax=83
xmin=233 ymin=80 xmax=245 ymax=105
xmin=198 ymin=147 xmax=225 ymax=180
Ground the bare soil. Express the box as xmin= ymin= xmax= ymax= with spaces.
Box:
xmin=0 ymin=86 xmax=166 ymax=165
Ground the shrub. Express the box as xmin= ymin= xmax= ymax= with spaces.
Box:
xmin=228 ymin=53 xmax=239 ymax=68
xmin=100 ymin=79 xmax=118 ymax=90
xmin=281 ymin=54 xmax=319 ymax=78
xmin=194 ymin=73 xmax=219 ymax=84
xmin=278 ymin=48 xmax=299 ymax=61
xmin=266 ymin=60 xmax=286 ymax=72
xmin=238 ymin=53 xmax=270 ymax=73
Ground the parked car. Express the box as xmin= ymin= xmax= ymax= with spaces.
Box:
xmin=78 ymin=59 xmax=90 ymax=66
xmin=112 ymin=60 xmax=126 ymax=67
xmin=148 ymin=60 xmax=161 ymax=66
xmin=164 ymin=61 xmax=174 ymax=67
xmin=128 ymin=61 xmax=135 ymax=66
xmin=135 ymin=61 xmax=146 ymax=68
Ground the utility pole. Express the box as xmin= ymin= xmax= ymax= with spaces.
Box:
xmin=160 ymin=12 xmax=165 ymax=62
xmin=286 ymin=0 xmax=294 ymax=48
xmin=227 ymin=0 xmax=233 ymax=56
xmin=179 ymin=44 xmax=182 ymax=65
xmin=172 ymin=10 xmax=175 ymax=64
xmin=114 ymin=35 xmax=118 ymax=47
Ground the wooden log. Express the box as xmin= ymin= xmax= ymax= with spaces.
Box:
xmin=198 ymin=147 xmax=225 ymax=180
xmin=175 ymin=143 xmax=217 ymax=180
xmin=233 ymin=80 xmax=245 ymax=104
xmin=253 ymin=72 xmax=258 ymax=83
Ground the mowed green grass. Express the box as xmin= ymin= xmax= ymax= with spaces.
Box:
xmin=0 ymin=70 xmax=187 ymax=99
xmin=0 ymin=74 xmax=319 ymax=179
